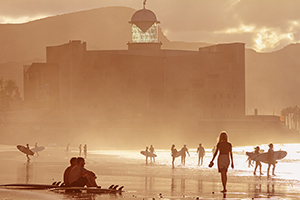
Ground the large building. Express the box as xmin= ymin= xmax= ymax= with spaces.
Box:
xmin=22 ymin=5 xmax=246 ymax=142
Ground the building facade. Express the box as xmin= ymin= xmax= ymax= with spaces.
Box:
xmin=23 ymin=6 xmax=245 ymax=136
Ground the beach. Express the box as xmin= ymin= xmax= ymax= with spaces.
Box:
xmin=0 ymin=143 xmax=300 ymax=199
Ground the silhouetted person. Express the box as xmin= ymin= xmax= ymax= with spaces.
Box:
xmin=171 ymin=144 xmax=177 ymax=168
xmin=267 ymin=143 xmax=276 ymax=177
xmin=253 ymin=146 xmax=263 ymax=175
xmin=34 ymin=142 xmax=39 ymax=156
xmin=149 ymin=145 xmax=155 ymax=163
xmin=63 ymin=157 xmax=77 ymax=186
xmin=209 ymin=131 xmax=234 ymax=193
xmin=83 ymin=144 xmax=87 ymax=158
xmin=180 ymin=145 xmax=190 ymax=165
xmin=69 ymin=157 xmax=98 ymax=187
xmin=25 ymin=144 xmax=31 ymax=161
xmin=79 ymin=144 xmax=82 ymax=156
xmin=145 ymin=146 xmax=149 ymax=164
xmin=197 ymin=143 xmax=205 ymax=165
xmin=66 ymin=143 xmax=70 ymax=152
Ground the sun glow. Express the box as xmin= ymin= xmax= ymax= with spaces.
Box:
xmin=0 ymin=15 xmax=48 ymax=24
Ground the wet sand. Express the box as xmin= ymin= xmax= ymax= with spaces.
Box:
xmin=0 ymin=144 xmax=300 ymax=199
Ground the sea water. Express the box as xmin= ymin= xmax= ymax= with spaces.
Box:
xmin=0 ymin=143 xmax=300 ymax=199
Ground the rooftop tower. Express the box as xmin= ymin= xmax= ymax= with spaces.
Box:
xmin=128 ymin=0 xmax=161 ymax=50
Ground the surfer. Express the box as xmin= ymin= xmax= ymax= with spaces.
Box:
xmin=197 ymin=143 xmax=205 ymax=165
xmin=34 ymin=143 xmax=39 ymax=156
xmin=25 ymin=144 xmax=31 ymax=161
xmin=69 ymin=157 xmax=98 ymax=187
xmin=209 ymin=131 xmax=234 ymax=193
xmin=180 ymin=145 xmax=190 ymax=165
xmin=267 ymin=143 xmax=276 ymax=176
xmin=171 ymin=144 xmax=177 ymax=168
xmin=149 ymin=145 xmax=155 ymax=163
xmin=63 ymin=157 xmax=77 ymax=186
xmin=79 ymin=144 xmax=82 ymax=156
xmin=253 ymin=146 xmax=263 ymax=175
xmin=145 ymin=146 xmax=149 ymax=164
xmin=84 ymin=144 xmax=87 ymax=158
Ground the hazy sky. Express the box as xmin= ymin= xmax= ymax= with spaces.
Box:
xmin=1 ymin=0 xmax=300 ymax=52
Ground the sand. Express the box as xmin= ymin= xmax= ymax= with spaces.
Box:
xmin=0 ymin=144 xmax=300 ymax=199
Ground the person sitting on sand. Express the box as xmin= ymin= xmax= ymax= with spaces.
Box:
xmin=267 ymin=143 xmax=276 ymax=176
xmin=253 ymin=146 xmax=263 ymax=175
xmin=180 ymin=145 xmax=190 ymax=165
xmin=209 ymin=131 xmax=234 ymax=193
xmin=171 ymin=144 xmax=177 ymax=168
xmin=69 ymin=157 xmax=98 ymax=187
xmin=63 ymin=157 xmax=77 ymax=186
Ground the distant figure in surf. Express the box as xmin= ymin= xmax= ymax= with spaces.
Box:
xmin=197 ymin=143 xmax=205 ymax=165
xmin=69 ymin=157 xmax=98 ymax=187
xmin=209 ymin=131 xmax=234 ymax=193
xmin=34 ymin=142 xmax=39 ymax=156
xmin=253 ymin=146 xmax=263 ymax=175
xmin=145 ymin=146 xmax=149 ymax=164
xmin=171 ymin=144 xmax=177 ymax=168
xmin=66 ymin=143 xmax=70 ymax=152
xmin=267 ymin=143 xmax=276 ymax=176
xmin=83 ymin=144 xmax=87 ymax=158
xmin=149 ymin=145 xmax=155 ymax=163
xmin=63 ymin=157 xmax=77 ymax=186
xmin=79 ymin=144 xmax=82 ymax=156
xmin=180 ymin=145 xmax=190 ymax=165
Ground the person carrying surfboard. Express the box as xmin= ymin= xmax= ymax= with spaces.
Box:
xmin=253 ymin=146 xmax=263 ymax=175
xmin=267 ymin=143 xmax=276 ymax=176
xmin=69 ymin=157 xmax=98 ymax=187
xmin=209 ymin=131 xmax=234 ymax=193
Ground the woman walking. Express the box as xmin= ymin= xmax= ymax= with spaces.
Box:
xmin=209 ymin=131 xmax=234 ymax=193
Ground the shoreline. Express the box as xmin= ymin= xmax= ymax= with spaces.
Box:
xmin=0 ymin=144 xmax=300 ymax=199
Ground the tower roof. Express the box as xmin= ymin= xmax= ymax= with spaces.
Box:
xmin=129 ymin=8 xmax=160 ymax=32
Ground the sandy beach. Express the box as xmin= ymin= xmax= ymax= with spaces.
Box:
xmin=0 ymin=144 xmax=300 ymax=199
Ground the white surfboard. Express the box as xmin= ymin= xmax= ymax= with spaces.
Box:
xmin=246 ymin=150 xmax=287 ymax=163
xmin=31 ymin=146 xmax=45 ymax=153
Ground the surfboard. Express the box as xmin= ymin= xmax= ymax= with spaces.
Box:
xmin=17 ymin=145 xmax=34 ymax=156
xmin=246 ymin=150 xmax=287 ymax=163
xmin=140 ymin=151 xmax=157 ymax=157
xmin=31 ymin=146 xmax=45 ymax=152
xmin=175 ymin=149 xmax=183 ymax=157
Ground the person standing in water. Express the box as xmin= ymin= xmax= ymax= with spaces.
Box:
xmin=209 ymin=131 xmax=234 ymax=193
xmin=253 ymin=146 xmax=263 ymax=175
xmin=34 ymin=142 xmax=39 ymax=156
xmin=197 ymin=143 xmax=205 ymax=165
xmin=79 ymin=144 xmax=82 ymax=156
xmin=149 ymin=145 xmax=155 ymax=163
xmin=267 ymin=143 xmax=276 ymax=177
xmin=83 ymin=144 xmax=87 ymax=158
xmin=145 ymin=146 xmax=149 ymax=165
xmin=180 ymin=145 xmax=190 ymax=165
xmin=171 ymin=144 xmax=177 ymax=168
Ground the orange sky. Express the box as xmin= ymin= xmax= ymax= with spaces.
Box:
xmin=1 ymin=0 xmax=300 ymax=52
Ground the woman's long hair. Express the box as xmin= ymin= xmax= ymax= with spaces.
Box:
xmin=218 ymin=131 xmax=228 ymax=143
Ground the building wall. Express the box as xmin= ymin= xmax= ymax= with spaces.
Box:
xmin=24 ymin=41 xmax=245 ymax=124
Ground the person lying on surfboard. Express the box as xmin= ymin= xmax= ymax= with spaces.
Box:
xmin=69 ymin=157 xmax=98 ymax=187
